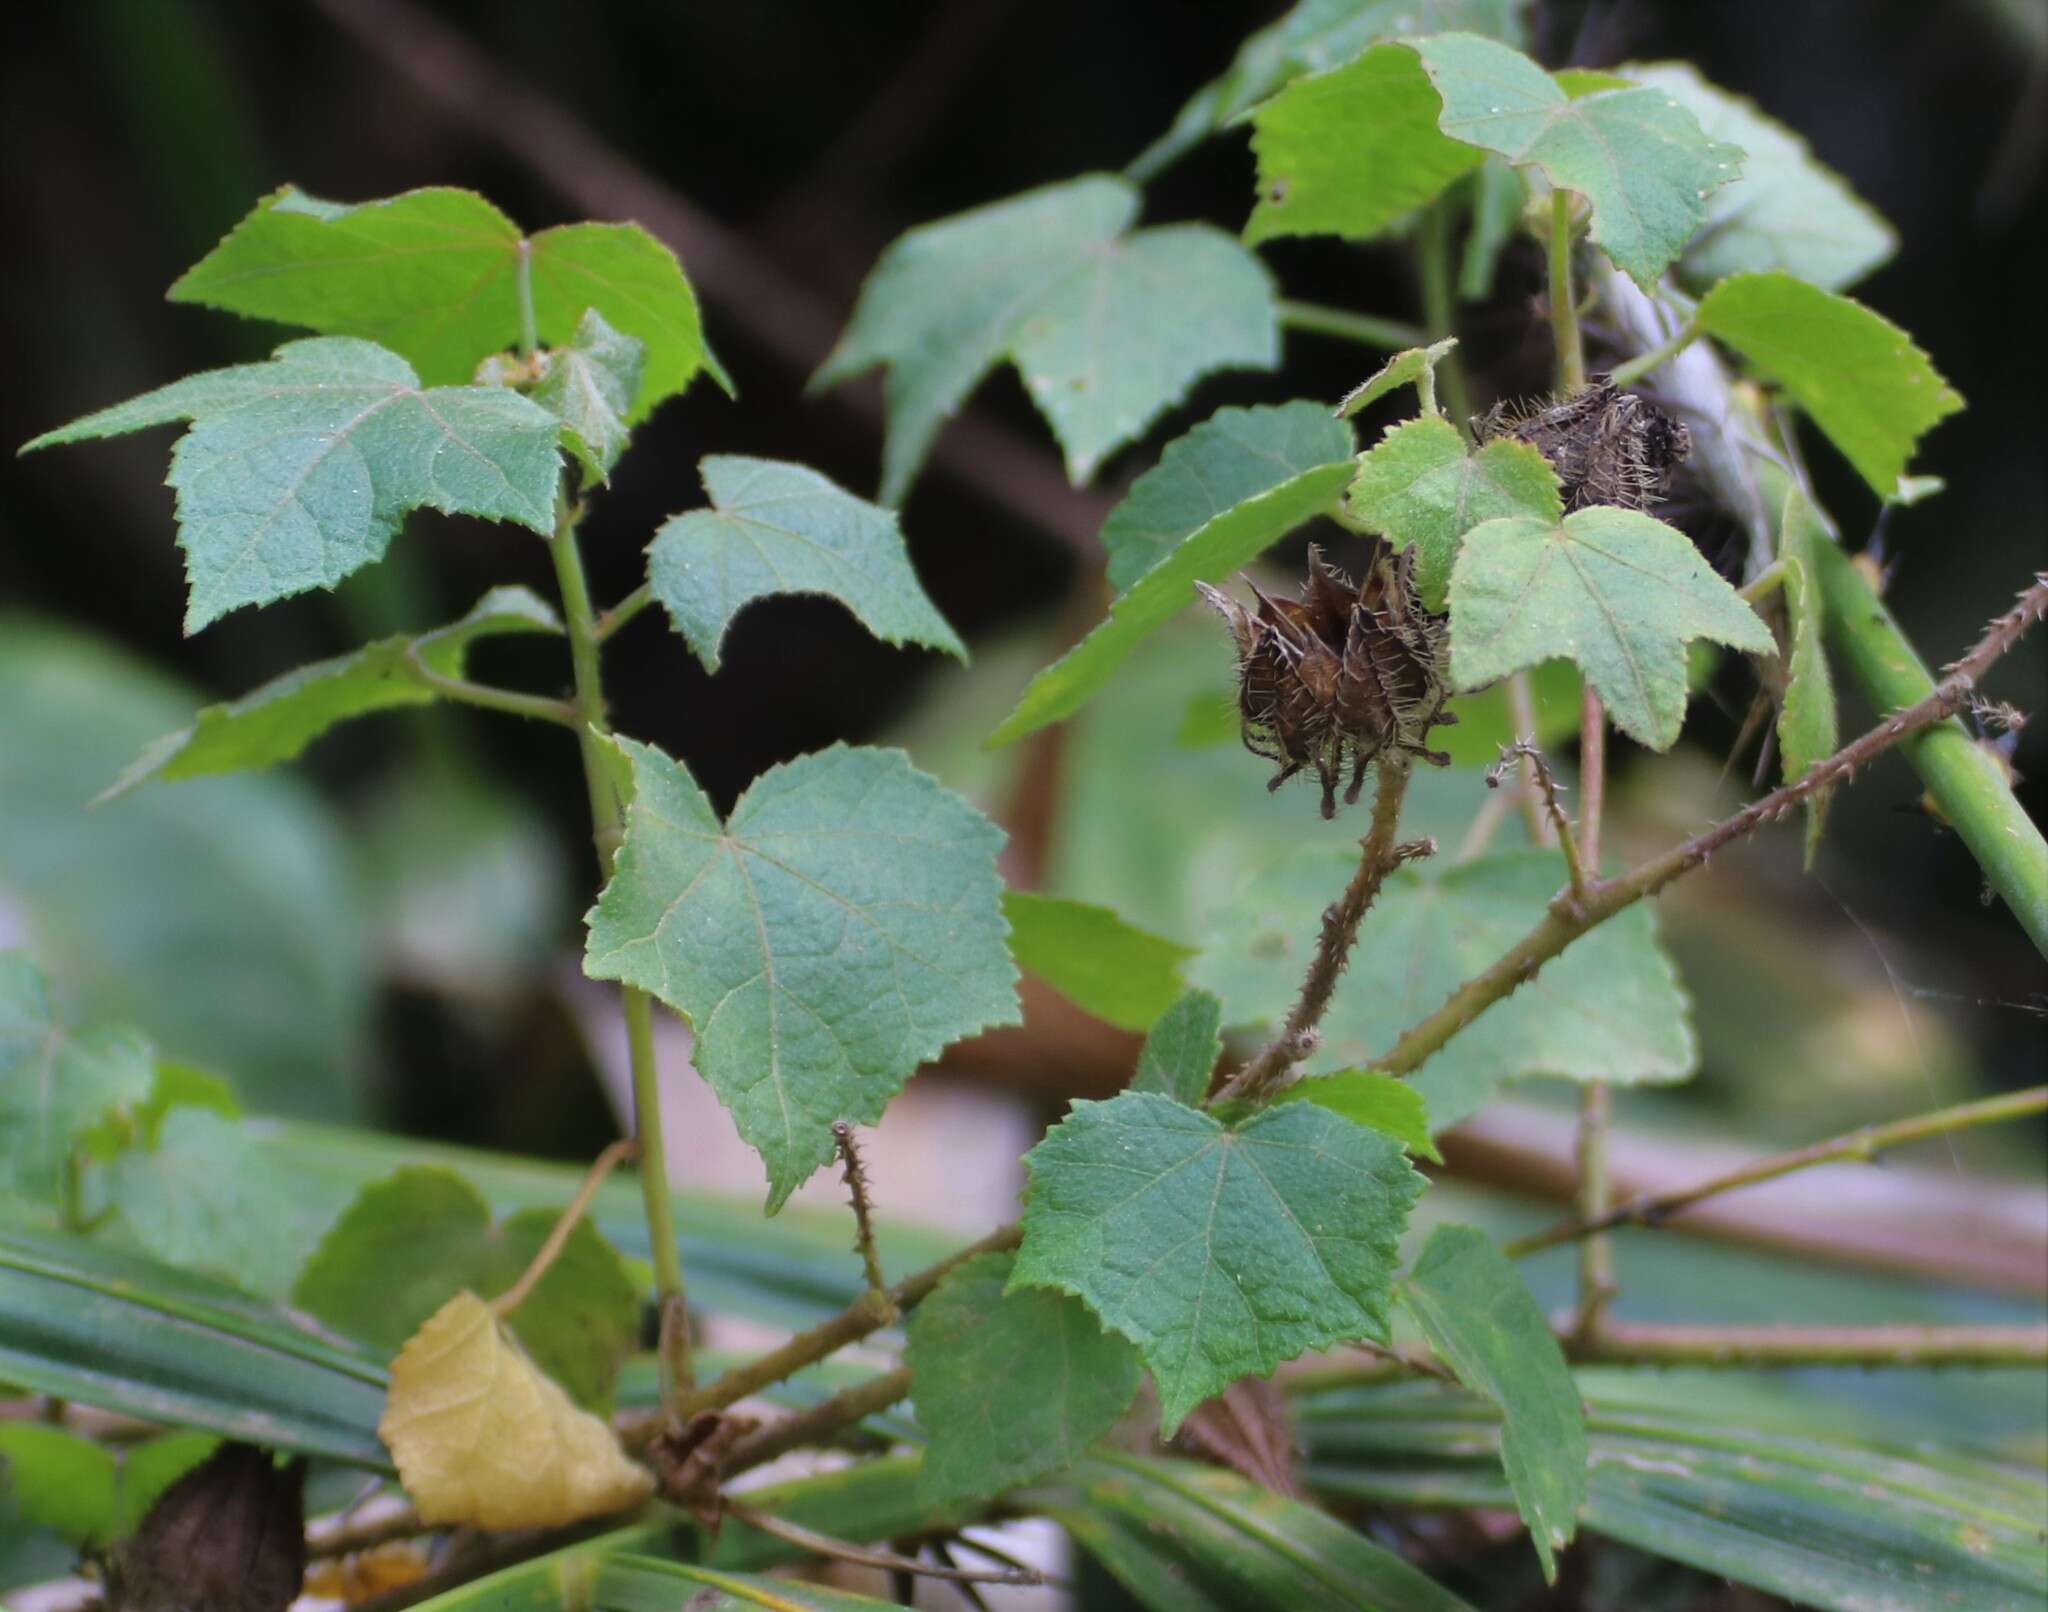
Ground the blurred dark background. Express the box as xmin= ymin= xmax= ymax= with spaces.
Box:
xmin=2 ymin=0 xmax=2041 ymax=1149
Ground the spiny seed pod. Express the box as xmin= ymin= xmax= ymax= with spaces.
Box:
xmin=1475 ymin=375 xmax=1690 ymax=512
xmin=1198 ymin=543 xmax=1455 ymax=820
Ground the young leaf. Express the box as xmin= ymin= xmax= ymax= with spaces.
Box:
xmin=1001 ymin=891 xmax=1194 ymax=1033
xmin=1011 ymin=1090 xmax=1422 ymax=1434
xmin=1696 ymin=271 xmax=1963 ymax=498
xmin=815 ymin=175 xmax=1277 ymax=502
xmin=1628 ymin=63 xmax=1895 ymax=292
xmin=1448 ymin=506 xmax=1774 ymax=749
xmin=22 ymin=338 xmax=561 ymax=631
xmin=1335 ymin=337 xmax=1462 ymax=418
xmin=103 ymin=1107 xmax=303 ymax=1298
xmin=1246 ymin=44 xmax=1483 ymax=245
xmin=1190 ymin=848 xmax=1695 ymax=1129
xmin=1131 ymin=989 xmax=1224 ymax=1106
xmin=1401 ymin=1225 xmax=1587 ymax=1581
xmin=103 ymin=587 xmax=563 ymax=798
xmin=988 ymin=459 xmax=1355 ymax=747
xmin=646 ymin=456 xmax=965 ymax=674
xmin=530 ymin=308 xmax=644 ymax=482
xmin=907 ymin=1250 xmax=1142 ymax=1503
xmin=294 ymin=1166 xmax=639 ymax=1412
xmin=1271 ymin=1070 xmax=1441 ymax=1163
xmin=167 ymin=186 xmax=722 ymax=419
xmin=0 ymin=954 xmax=155 ymax=1202
xmin=1102 ymin=402 xmax=1356 ymax=594
xmin=1776 ymin=487 xmax=1840 ymax=865
xmin=584 ymin=741 xmax=1019 ymax=1210
xmin=379 ymin=1290 xmax=652 ymax=1528
xmin=1410 ymin=34 xmax=1744 ymax=286
xmin=1345 ymin=415 xmax=1563 ymax=611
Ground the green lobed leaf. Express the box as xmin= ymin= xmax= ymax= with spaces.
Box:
xmin=907 ymin=1250 xmax=1142 ymax=1504
xmin=1011 ymin=1090 xmax=1422 ymax=1434
xmin=167 ymin=185 xmax=722 ymax=420
xmin=1345 ymin=414 xmax=1563 ymax=611
xmin=815 ymin=175 xmax=1277 ymax=502
xmin=1272 ymin=1070 xmax=1440 ymax=1162
xmin=0 ymin=1424 xmax=116 ymax=1546
xmin=293 ymin=1165 xmax=639 ymax=1411
xmin=1401 ymin=1224 xmax=1587 ymax=1581
xmin=1245 ymin=44 xmax=1482 ymax=245
xmin=1334 ymin=337 xmax=1462 ymax=419
xmin=1101 ymin=402 xmax=1356 ymax=594
xmin=646 ymin=456 xmax=964 ymax=674
xmin=584 ymin=741 xmax=1019 ymax=1210
xmin=1448 ymin=505 xmax=1774 ymax=749
xmin=1130 ymin=989 xmax=1224 ymax=1106
xmin=103 ymin=586 xmax=562 ymax=798
xmin=78 ymin=1060 xmax=241 ymax=1159
xmin=1696 ymin=271 xmax=1963 ymax=498
xmin=22 ymin=337 xmax=562 ymax=631
xmin=1627 ymin=62 xmax=1894 ymax=292
xmin=989 ymin=458 xmax=1354 ymax=747
xmin=1411 ymin=34 xmax=1745 ymax=285
xmin=1776 ymin=487 xmax=1840 ymax=866
xmin=0 ymin=955 xmax=155 ymax=1203
xmin=529 ymin=308 xmax=644 ymax=483
xmin=1190 ymin=848 xmax=1696 ymax=1129
xmin=102 ymin=1107 xmax=304 ymax=1298
xmin=1001 ymin=891 xmax=1194 ymax=1033
xmin=0 ymin=1223 xmax=390 ymax=1467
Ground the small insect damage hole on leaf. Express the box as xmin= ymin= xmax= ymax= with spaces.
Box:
xmin=1198 ymin=542 xmax=1454 ymax=819
xmin=1474 ymin=375 xmax=1691 ymax=513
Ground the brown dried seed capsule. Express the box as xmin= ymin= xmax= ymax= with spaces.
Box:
xmin=1474 ymin=375 xmax=1691 ymax=512
xmin=1198 ymin=543 xmax=1456 ymax=819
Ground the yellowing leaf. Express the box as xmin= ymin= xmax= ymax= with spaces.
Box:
xmin=378 ymin=1291 xmax=650 ymax=1530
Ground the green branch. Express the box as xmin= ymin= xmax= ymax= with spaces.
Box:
xmin=1547 ymin=190 xmax=1586 ymax=392
xmin=1278 ymin=300 xmax=1430 ymax=352
xmin=1609 ymin=315 xmax=1702 ymax=389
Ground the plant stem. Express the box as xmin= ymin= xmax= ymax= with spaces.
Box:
xmin=1505 ymin=672 xmax=1554 ymax=845
xmin=1812 ymin=542 xmax=2048 ymax=957
xmin=595 ymin=581 xmax=656 ymax=643
xmin=1571 ymin=685 xmax=1615 ymax=1339
xmin=1608 ymin=315 xmax=1701 ymax=389
xmin=1738 ymin=560 xmax=1788 ymax=607
xmin=1567 ymin=1322 xmax=2048 ymax=1368
xmin=491 ymin=1138 xmax=639 ymax=1317
xmin=1278 ymin=300 xmax=1430 ymax=352
xmin=401 ymin=645 xmax=580 ymax=726
xmin=1417 ymin=200 xmax=1476 ymax=430
xmin=1506 ymin=1085 xmax=2048 ymax=1257
xmin=1486 ymin=742 xmax=1587 ymax=902
xmin=1377 ymin=575 xmax=2048 ymax=1075
xmin=723 ymin=1366 xmax=916 ymax=1476
xmin=547 ymin=498 xmax=692 ymax=1395
xmin=1547 ymin=190 xmax=1586 ymax=392
xmin=1213 ymin=761 xmax=1420 ymax=1105
xmin=833 ymin=1122 xmax=889 ymax=1300
xmin=514 ymin=237 xmax=538 ymax=359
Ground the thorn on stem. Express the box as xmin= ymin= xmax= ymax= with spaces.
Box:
xmin=833 ymin=1121 xmax=889 ymax=1299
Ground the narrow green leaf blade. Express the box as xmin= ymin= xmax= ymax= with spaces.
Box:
xmin=1412 ymin=34 xmax=1745 ymax=285
xmin=1776 ymin=487 xmax=1840 ymax=865
xmin=1246 ymin=44 xmax=1482 ymax=244
xmin=1448 ymin=506 xmax=1774 ymax=749
xmin=596 ymin=1555 xmax=905 ymax=1611
xmin=1131 ymin=989 xmax=1224 ymax=1106
xmin=0 ymin=1223 xmax=390 ymax=1467
xmin=1102 ymin=402 xmax=1356 ymax=593
xmin=1345 ymin=415 xmax=1562 ymax=610
xmin=103 ymin=586 xmax=562 ymax=796
xmin=989 ymin=459 xmax=1354 ymax=747
xmin=530 ymin=308 xmax=644 ymax=482
xmin=647 ymin=456 xmax=964 ymax=673
xmin=1402 ymin=1225 xmax=1587 ymax=1580
xmin=1272 ymin=1070 xmax=1440 ymax=1162
xmin=1001 ymin=891 xmax=1194 ymax=1033
xmin=1012 ymin=1090 xmax=1422 ymax=1433
xmin=1191 ymin=848 xmax=1696 ymax=1129
xmin=1697 ymin=271 xmax=1963 ymax=497
xmin=907 ymin=1250 xmax=1141 ymax=1503
xmin=0 ymin=955 xmax=155 ymax=1202
xmin=584 ymin=741 xmax=1020 ymax=1210
xmin=816 ymin=175 xmax=1277 ymax=501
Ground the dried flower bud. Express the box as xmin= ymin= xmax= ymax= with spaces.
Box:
xmin=1475 ymin=375 xmax=1690 ymax=512
xmin=105 ymin=1442 xmax=306 ymax=1612
xmin=1199 ymin=543 xmax=1454 ymax=819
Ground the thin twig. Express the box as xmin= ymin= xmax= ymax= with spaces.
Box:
xmin=1213 ymin=762 xmax=1425 ymax=1105
xmin=1377 ymin=575 xmax=2048 ymax=1078
xmin=593 ymin=581 xmax=654 ymax=643
xmin=1486 ymin=742 xmax=1587 ymax=903
xmin=1567 ymin=1322 xmax=2048 ymax=1368
xmin=1506 ymin=1086 xmax=2048 ymax=1257
xmin=1570 ymin=684 xmax=1615 ymax=1341
xmin=1504 ymin=672 xmax=1555 ymax=845
xmin=1278 ymin=300 xmax=1430 ymax=351
xmin=833 ymin=1122 xmax=890 ymax=1299
xmin=490 ymin=1138 xmax=639 ymax=1317
xmin=1608 ymin=315 xmax=1702 ymax=389
xmin=402 ymin=643 xmax=579 ymax=727
xmin=721 ymin=1365 xmax=915 ymax=1475
xmin=723 ymin=1500 xmax=1044 ymax=1588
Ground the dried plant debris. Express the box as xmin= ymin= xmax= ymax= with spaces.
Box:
xmin=104 ymin=1442 xmax=307 ymax=1612
xmin=1199 ymin=543 xmax=1453 ymax=819
xmin=1475 ymin=376 xmax=1691 ymax=512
